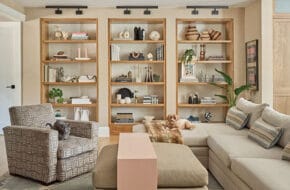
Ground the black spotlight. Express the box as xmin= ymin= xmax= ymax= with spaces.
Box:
xmin=55 ymin=8 xmax=62 ymax=14
xmin=124 ymin=9 xmax=131 ymax=15
xmin=212 ymin=8 xmax=219 ymax=15
xmin=191 ymin=8 xmax=198 ymax=15
xmin=76 ymin=8 xmax=83 ymax=15
xmin=144 ymin=9 xmax=151 ymax=15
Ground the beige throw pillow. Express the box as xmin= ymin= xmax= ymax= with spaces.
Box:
xmin=282 ymin=143 xmax=290 ymax=161
xmin=236 ymin=98 xmax=268 ymax=128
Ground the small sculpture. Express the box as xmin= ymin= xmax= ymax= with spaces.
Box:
xmin=61 ymin=31 xmax=69 ymax=40
xmin=147 ymin=53 xmax=153 ymax=61
xmin=204 ymin=112 xmax=213 ymax=123
xmin=149 ymin=31 xmax=160 ymax=41
xmin=54 ymin=25 xmax=62 ymax=40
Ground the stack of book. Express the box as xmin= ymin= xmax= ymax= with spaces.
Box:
xmin=71 ymin=98 xmax=92 ymax=104
xmin=207 ymin=56 xmax=226 ymax=61
xmin=115 ymin=113 xmax=134 ymax=123
xmin=111 ymin=44 xmax=120 ymax=61
xmin=71 ymin=32 xmax=89 ymax=40
xmin=200 ymin=97 xmax=216 ymax=104
xmin=156 ymin=45 xmax=164 ymax=60
xmin=143 ymin=96 xmax=153 ymax=104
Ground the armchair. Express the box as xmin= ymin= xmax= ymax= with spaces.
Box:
xmin=3 ymin=104 xmax=99 ymax=184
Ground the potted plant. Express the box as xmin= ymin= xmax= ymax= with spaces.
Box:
xmin=210 ymin=69 xmax=250 ymax=107
xmin=181 ymin=49 xmax=197 ymax=64
xmin=48 ymin=88 xmax=64 ymax=103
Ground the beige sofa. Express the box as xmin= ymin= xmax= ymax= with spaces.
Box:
xmin=133 ymin=99 xmax=290 ymax=190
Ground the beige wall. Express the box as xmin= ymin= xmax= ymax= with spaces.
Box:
xmin=0 ymin=0 xmax=24 ymax=13
xmin=23 ymin=7 xmax=246 ymax=126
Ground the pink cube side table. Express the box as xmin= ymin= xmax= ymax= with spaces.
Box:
xmin=117 ymin=133 xmax=157 ymax=190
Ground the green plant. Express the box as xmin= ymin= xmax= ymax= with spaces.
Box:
xmin=48 ymin=88 xmax=64 ymax=103
xmin=181 ymin=49 xmax=196 ymax=64
xmin=210 ymin=69 xmax=250 ymax=107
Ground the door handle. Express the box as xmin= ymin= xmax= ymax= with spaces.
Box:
xmin=6 ymin=85 xmax=15 ymax=89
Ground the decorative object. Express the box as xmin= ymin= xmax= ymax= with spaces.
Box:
xmin=188 ymin=95 xmax=193 ymax=104
xmin=127 ymin=71 xmax=132 ymax=79
xmin=75 ymin=47 xmax=91 ymax=61
xmin=134 ymin=27 xmax=145 ymax=40
xmin=149 ymin=31 xmax=160 ymax=41
xmin=129 ymin=52 xmax=145 ymax=60
xmin=61 ymin=31 xmax=69 ymax=40
xmin=180 ymin=63 xmax=197 ymax=82
xmin=200 ymin=31 xmax=211 ymax=40
xmin=187 ymin=115 xmax=200 ymax=123
xmin=199 ymin=44 xmax=206 ymax=61
xmin=74 ymin=107 xmax=81 ymax=120
xmin=48 ymin=67 xmax=57 ymax=82
xmin=118 ymin=30 xmax=130 ymax=39
xmin=78 ymin=75 xmax=96 ymax=82
xmin=116 ymin=94 xmax=122 ymax=103
xmin=204 ymin=112 xmax=213 ymax=122
xmin=115 ymin=113 xmax=134 ymax=123
xmin=246 ymin=40 xmax=259 ymax=90
xmin=185 ymin=24 xmax=200 ymax=40
xmin=80 ymin=109 xmax=90 ymax=121
xmin=117 ymin=88 xmax=134 ymax=99
xmin=48 ymin=88 xmax=64 ymax=103
xmin=153 ymin=74 xmax=160 ymax=82
xmin=125 ymin=97 xmax=131 ymax=104
xmin=56 ymin=67 xmax=64 ymax=82
xmin=115 ymin=74 xmax=133 ymax=82
xmin=147 ymin=52 xmax=153 ymax=61
xmin=193 ymin=93 xmax=199 ymax=104
xmin=54 ymin=25 xmax=62 ymax=40
xmin=208 ymin=29 xmax=222 ymax=40
xmin=134 ymin=90 xmax=138 ymax=103
xmin=210 ymin=69 xmax=250 ymax=107
xmin=111 ymin=44 xmax=120 ymax=61
xmin=53 ymin=51 xmax=69 ymax=60
xmin=144 ymin=66 xmax=154 ymax=82
xmin=119 ymin=99 xmax=125 ymax=104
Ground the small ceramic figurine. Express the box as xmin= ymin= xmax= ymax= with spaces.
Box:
xmin=62 ymin=31 xmax=69 ymax=40
xmin=147 ymin=53 xmax=153 ymax=61
xmin=54 ymin=25 xmax=62 ymax=40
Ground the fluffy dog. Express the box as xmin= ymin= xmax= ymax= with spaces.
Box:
xmin=166 ymin=114 xmax=195 ymax=130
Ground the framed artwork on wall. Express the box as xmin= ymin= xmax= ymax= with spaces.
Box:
xmin=246 ymin=40 xmax=258 ymax=90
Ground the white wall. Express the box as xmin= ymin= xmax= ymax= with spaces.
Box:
xmin=23 ymin=7 xmax=246 ymax=126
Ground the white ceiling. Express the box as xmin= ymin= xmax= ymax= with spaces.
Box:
xmin=13 ymin=0 xmax=256 ymax=8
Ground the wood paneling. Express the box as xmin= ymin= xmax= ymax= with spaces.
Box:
xmin=273 ymin=18 xmax=290 ymax=114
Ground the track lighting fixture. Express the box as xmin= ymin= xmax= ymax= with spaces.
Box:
xmin=186 ymin=6 xmax=228 ymax=16
xmin=45 ymin=5 xmax=88 ymax=15
xmin=116 ymin=6 xmax=158 ymax=15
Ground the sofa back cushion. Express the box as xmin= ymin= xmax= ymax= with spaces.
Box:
xmin=261 ymin=107 xmax=290 ymax=147
xmin=248 ymin=118 xmax=283 ymax=149
xmin=226 ymin=107 xmax=249 ymax=130
xmin=282 ymin=143 xmax=290 ymax=161
xmin=9 ymin=103 xmax=56 ymax=128
xmin=236 ymin=98 xmax=268 ymax=128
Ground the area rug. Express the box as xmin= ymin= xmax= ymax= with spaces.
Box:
xmin=0 ymin=171 xmax=222 ymax=190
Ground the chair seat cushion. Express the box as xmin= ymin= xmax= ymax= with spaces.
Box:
xmin=231 ymin=158 xmax=290 ymax=190
xmin=207 ymin=135 xmax=282 ymax=168
xmin=57 ymin=135 xmax=95 ymax=159
xmin=200 ymin=123 xmax=249 ymax=136
xmin=181 ymin=125 xmax=208 ymax=147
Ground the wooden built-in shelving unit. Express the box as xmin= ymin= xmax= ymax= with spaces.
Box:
xmin=40 ymin=18 xmax=98 ymax=121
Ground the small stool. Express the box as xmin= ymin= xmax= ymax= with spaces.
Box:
xmin=92 ymin=143 xmax=208 ymax=190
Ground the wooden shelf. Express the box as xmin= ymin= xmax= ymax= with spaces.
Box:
xmin=42 ymin=82 xmax=97 ymax=86
xmin=177 ymin=60 xmax=232 ymax=64
xmin=111 ymin=103 xmax=164 ymax=108
xmin=111 ymin=82 xmax=164 ymax=86
xmin=109 ymin=40 xmax=164 ymax=44
xmin=177 ymin=82 xmax=227 ymax=86
xmin=110 ymin=60 xmax=164 ymax=64
xmin=42 ymin=60 xmax=96 ymax=64
xmin=43 ymin=40 xmax=97 ymax=43
xmin=178 ymin=103 xmax=229 ymax=108
xmin=177 ymin=40 xmax=232 ymax=44
xmin=52 ymin=103 xmax=97 ymax=107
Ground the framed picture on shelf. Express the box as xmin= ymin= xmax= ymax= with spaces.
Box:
xmin=246 ymin=40 xmax=258 ymax=90
xmin=180 ymin=63 xmax=197 ymax=82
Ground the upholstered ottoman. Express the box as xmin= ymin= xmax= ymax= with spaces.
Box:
xmin=92 ymin=143 xmax=208 ymax=190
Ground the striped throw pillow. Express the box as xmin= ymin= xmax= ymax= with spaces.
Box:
xmin=248 ymin=118 xmax=283 ymax=149
xmin=226 ymin=107 xmax=249 ymax=130
xmin=282 ymin=143 xmax=290 ymax=161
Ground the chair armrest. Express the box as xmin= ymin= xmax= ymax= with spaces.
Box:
xmin=60 ymin=120 xmax=99 ymax=140
xmin=3 ymin=125 xmax=58 ymax=183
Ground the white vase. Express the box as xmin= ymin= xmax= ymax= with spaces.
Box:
xmin=125 ymin=97 xmax=131 ymax=104
xmin=81 ymin=109 xmax=90 ymax=121
xmin=74 ymin=107 xmax=81 ymax=120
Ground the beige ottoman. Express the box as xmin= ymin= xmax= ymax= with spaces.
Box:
xmin=92 ymin=143 xmax=208 ymax=190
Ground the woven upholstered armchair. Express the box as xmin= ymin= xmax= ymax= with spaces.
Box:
xmin=3 ymin=104 xmax=99 ymax=184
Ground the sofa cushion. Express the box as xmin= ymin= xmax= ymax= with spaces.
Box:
xmin=226 ymin=106 xmax=249 ymax=130
xmin=248 ymin=118 xmax=283 ymax=149
xmin=282 ymin=142 xmax=290 ymax=161
xmin=236 ymin=98 xmax=268 ymax=128
xmin=57 ymin=135 xmax=95 ymax=159
xmin=207 ymin=135 xmax=282 ymax=167
xmin=262 ymin=107 xmax=290 ymax=147
xmin=181 ymin=125 xmax=208 ymax=147
xmin=154 ymin=143 xmax=208 ymax=188
xmin=231 ymin=158 xmax=290 ymax=190
xmin=200 ymin=123 xmax=249 ymax=136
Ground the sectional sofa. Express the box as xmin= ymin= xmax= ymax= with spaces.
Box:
xmin=133 ymin=98 xmax=290 ymax=190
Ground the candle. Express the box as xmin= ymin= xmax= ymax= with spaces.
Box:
xmin=84 ymin=48 xmax=88 ymax=58
xmin=77 ymin=48 xmax=81 ymax=58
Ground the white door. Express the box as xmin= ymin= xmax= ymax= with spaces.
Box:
xmin=0 ymin=22 xmax=21 ymax=134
